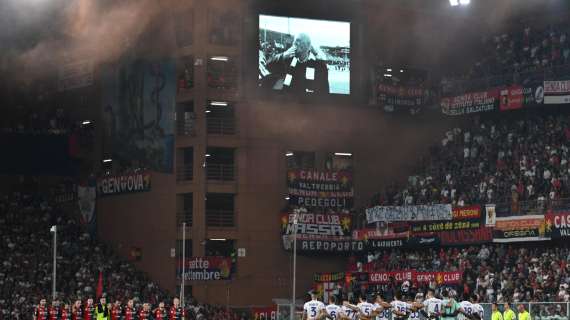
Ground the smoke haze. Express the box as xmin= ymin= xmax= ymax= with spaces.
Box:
xmin=1 ymin=0 xmax=178 ymax=83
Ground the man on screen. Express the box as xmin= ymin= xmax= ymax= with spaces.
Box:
xmin=263 ymin=33 xmax=330 ymax=94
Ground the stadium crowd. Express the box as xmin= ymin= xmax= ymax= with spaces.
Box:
xmin=0 ymin=108 xmax=74 ymax=136
xmin=442 ymin=19 xmax=570 ymax=90
xmin=370 ymin=112 xmax=570 ymax=208
xmin=349 ymin=243 xmax=570 ymax=305
xmin=0 ymin=183 xmax=242 ymax=320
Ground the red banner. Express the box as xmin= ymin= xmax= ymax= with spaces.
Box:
xmin=251 ymin=307 xmax=277 ymax=320
xmin=415 ymin=271 xmax=463 ymax=285
xmin=367 ymin=270 xmax=462 ymax=285
xmin=500 ymin=85 xmax=524 ymax=111
xmin=369 ymin=271 xmax=414 ymax=284
xmin=439 ymin=227 xmax=493 ymax=245
xmin=452 ymin=206 xmax=481 ymax=220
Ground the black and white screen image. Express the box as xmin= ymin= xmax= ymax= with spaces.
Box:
xmin=258 ymin=14 xmax=350 ymax=95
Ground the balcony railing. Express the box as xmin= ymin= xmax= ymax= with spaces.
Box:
xmin=207 ymin=117 xmax=236 ymax=135
xmin=206 ymin=163 xmax=235 ymax=181
xmin=206 ymin=209 xmax=235 ymax=227
xmin=176 ymin=164 xmax=194 ymax=182
xmin=176 ymin=210 xmax=193 ymax=226
xmin=177 ymin=119 xmax=196 ymax=136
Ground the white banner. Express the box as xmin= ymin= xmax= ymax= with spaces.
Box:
xmin=544 ymin=80 xmax=570 ymax=104
xmin=485 ymin=204 xmax=496 ymax=227
xmin=366 ymin=204 xmax=452 ymax=223
xmin=544 ymin=80 xmax=570 ymax=94
xmin=77 ymin=185 xmax=96 ymax=225
xmin=544 ymin=95 xmax=570 ymax=104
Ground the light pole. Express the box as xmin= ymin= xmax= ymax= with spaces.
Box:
xmin=50 ymin=225 xmax=57 ymax=300
xmin=180 ymin=222 xmax=186 ymax=307
xmin=291 ymin=208 xmax=299 ymax=320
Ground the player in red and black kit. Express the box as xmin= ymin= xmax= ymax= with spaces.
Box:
xmin=110 ymin=300 xmax=123 ymax=320
xmin=153 ymin=302 xmax=167 ymax=320
xmin=138 ymin=303 xmax=152 ymax=320
xmin=83 ymin=298 xmax=95 ymax=320
xmin=124 ymin=299 xmax=137 ymax=320
xmin=152 ymin=301 xmax=168 ymax=320
xmin=34 ymin=298 xmax=49 ymax=320
xmin=49 ymin=299 xmax=62 ymax=320
xmin=61 ymin=304 xmax=71 ymax=320
xmin=168 ymin=298 xmax=185 ymax=320
xmin=72 ymin=300 xmax=83 ymax=320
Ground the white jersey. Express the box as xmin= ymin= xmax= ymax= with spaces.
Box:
xmin=423 ymin=297 xmax=444 ymax=317
xmin=471 ymin=303 xmax=484 ymax=319
xmin=459 ymin=301 xmax=473 ymax=320
xmin=408 ymin=304 xmax=422 ymax=320
xmin=391 ymin=300 xmax=412 ymax=319
xmin=342 ymin=306 xmax=358 ymax=320
xmin=375 ymin=303 xmax=391 ymax=320
xmin=357 ymin=302 xmax=376 ymax=318
xmin=326 ymin=304 xmax=344 ymax=320
xmin=304 ymin=300 xmax=325 ymax=320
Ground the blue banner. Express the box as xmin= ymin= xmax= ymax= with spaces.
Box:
xmin=101 ymin=58 xmax=176 ymax=173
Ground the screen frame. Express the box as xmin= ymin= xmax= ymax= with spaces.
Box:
xmin=258 ymin=14 xmax=351 ymax=96
xmin=245 ymin=0 xmax=363 ymax=105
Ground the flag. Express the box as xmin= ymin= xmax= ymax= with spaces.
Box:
xmin=96 ymin=271 xmax=103 ymax=299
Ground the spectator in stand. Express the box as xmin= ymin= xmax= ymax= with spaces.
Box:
xmin=443 ymin=21 xmax=570 ymax=95
xmin=1 ymin=108 xmax=76 ymax=136
xmin=349 ymin=242 xmax=570 ymax=303
xmin=1 ymin=181 xmax=242 ymax=320
xmin=370 ymin=112 xmax=570 ymax=210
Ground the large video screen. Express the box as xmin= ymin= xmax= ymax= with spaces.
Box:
xmin=258 ymin=14 xmax=350 ymax=95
